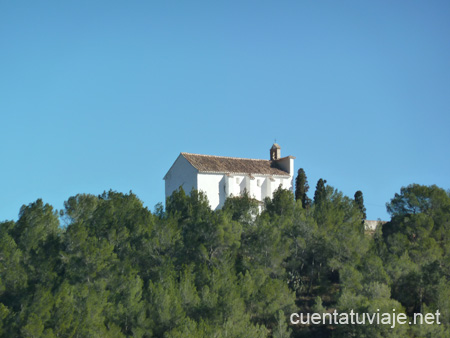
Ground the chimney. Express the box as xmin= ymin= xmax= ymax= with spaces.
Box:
xmin=270 ymin=143 xmax=281 ymax=160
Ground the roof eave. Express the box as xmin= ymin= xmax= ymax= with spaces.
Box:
xmin=198 ymin=171 xmax=290 ymax=177
xmin=273 ymin=155 xmax=296 ymax=161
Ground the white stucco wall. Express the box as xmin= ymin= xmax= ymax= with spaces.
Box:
xmin=225 ymin=175 xmax=234 ymax=197
xmin=274 ymin=157 xmax=294 ymax=193
xmin=164 ymin=154 xmax=198 ymax=201
xmin=197 ymin=173 xmax=226 ymax=210
xmin=261 ymin=177 xmax=271 ymax=200
xmin=196 ymin=173 xmax=294 ymax=210
xmin=249 ymin=176 xmax=261 ymax=201
xmin=201 ymin=174 xmax=292 ymax=210
xmin=226 ymin=175 xmax=247 ymax=198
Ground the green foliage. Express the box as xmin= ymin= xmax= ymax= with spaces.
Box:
xmin=272 ymin=310 xmax=291 ymax=338
xmin=354 ymin=190 xmax=367 ymax=220
xmin=0 ymin=223 xmax=28 ymax=299
xmin=1 ymin=183 xmax=449 ymax=337
xmin=381 ymin=184 xmax=450 ymax=315
xmin=263 ymin=186 xmax=295 ymax=219
xmin=223 ymin=190 xmax=259 ymax=225
xmin=239 ymin=216 xmax=290 ymax=278
xmin=13 ymin=199 xmax=60 ymax=252
xmin=295 ymin=168 xmax=311 ymax=209
xmin=335 ymin=286 xmax=409 ymax=338
xmin=386 ymin=183 xmax=450 ymax=217
xmin=313 ymin=178 xmax=327 ymax=207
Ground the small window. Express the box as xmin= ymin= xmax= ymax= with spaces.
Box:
xmin=236 ymin=178 xmax=240 ymax=184
xmin=257 ymin=179 xmax=261 ymax=187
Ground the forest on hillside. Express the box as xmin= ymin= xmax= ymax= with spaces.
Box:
xmin=1 ymin=175 xmax=450 ymax=337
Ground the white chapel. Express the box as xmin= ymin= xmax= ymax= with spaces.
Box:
xmin=163 ymin=144 xmax=295 ymax=210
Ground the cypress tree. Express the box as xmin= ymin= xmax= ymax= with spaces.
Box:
xmin=354 ymin=190 xmax=367 ymax=220
xmin=295 ymin=168 xmax=311 ymax=209
xmin=313 ymin=179 xmax=327 ymax=206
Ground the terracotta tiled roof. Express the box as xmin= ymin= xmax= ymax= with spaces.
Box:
xmin=181 ymin=153 xmax=290 ymax=176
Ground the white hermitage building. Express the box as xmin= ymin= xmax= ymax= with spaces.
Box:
xmin=163 ymin=144 xmax=295 ymax=210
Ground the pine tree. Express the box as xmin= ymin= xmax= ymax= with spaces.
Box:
xmin=354 ymin=190 xmax=367 ymax=220
xmin=295 ymin=168 xmax=311 ymax=209
xmin=272 ymin=310 xmax=291 ymax=338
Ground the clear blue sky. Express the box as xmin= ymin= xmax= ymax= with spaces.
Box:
xmin=1 ymin=1 xmax=449 ymax=221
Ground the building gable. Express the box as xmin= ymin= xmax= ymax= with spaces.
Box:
xmin=164 ymin=154 xmax=198 ymax=200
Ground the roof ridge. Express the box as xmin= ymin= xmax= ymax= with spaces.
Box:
xmin=181 ymin=152 xmax=270 ymax=162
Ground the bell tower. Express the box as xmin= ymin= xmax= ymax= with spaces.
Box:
xmin=270 ymin=143 xmax=281 ymax=160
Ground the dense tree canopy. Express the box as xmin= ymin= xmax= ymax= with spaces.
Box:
xmin=0 ymin=183 xmax=449 ymax=337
